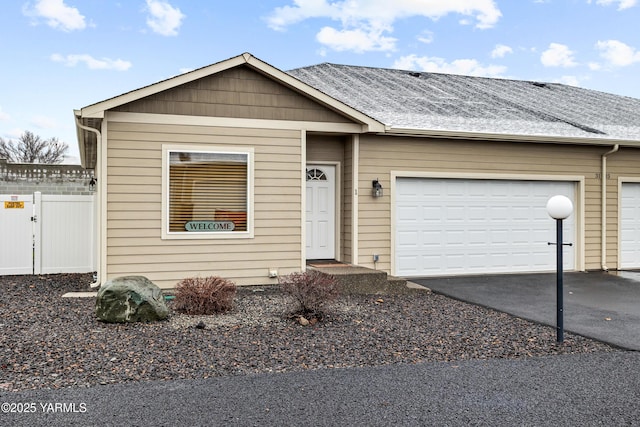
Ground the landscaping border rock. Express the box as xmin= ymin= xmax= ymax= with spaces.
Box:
xmin=95 ymin=276 xmax=169 ymax=323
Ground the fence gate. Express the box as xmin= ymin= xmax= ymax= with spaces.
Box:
xmin=0 ymin=192 xmax=95 ymax=276
xmin=0 ymin=194 xmax=34 ymax=275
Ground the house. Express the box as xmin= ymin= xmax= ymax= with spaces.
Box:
xmin=74 ymin=52 xmax=640 ymax=289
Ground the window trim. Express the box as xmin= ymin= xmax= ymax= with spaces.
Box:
xmin=161 ymin=144 xmax=254 ymax=240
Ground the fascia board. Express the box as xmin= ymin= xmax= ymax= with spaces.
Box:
xmin=74 ymin=110 xmax=87 ymax=169
xmin=385 ymin=127 xmax=640 ymax=147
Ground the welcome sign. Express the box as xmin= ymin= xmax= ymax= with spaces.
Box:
xmin=184 ymin=221 xmax=235 ymax=232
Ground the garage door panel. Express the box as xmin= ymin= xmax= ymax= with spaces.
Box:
xmin=468 ymin=206 xmax=487 ymax=217
xmin=621 ymin=183 xmax=640 ymax=268
xmin=421 ymin=230 xmax=443 ymax=244
xmin=395 ymin=178 xmax=576 ymax=277
xmin=397 ymin=255 xmax=419 ymax=272
xmin=397 ymin=231 xmax=418 ymax=248
xmin=397 ymin=205 xmax=419 ymax=219
xmin=468 ymin=230 xmax=489 ymax=244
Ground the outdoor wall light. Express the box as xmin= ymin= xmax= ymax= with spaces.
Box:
xmin=89 ymin=177 xmax=97 ymax=192
xmin=372 ymin=179 xmax=383 ymax=197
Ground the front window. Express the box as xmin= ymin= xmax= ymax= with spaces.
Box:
xmin=163 ymin=146 xmax=253 ymax=239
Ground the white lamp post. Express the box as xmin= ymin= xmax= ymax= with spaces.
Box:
xmin=546 ymin=195 xmax=574 ymax=343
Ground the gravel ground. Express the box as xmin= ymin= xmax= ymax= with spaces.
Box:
xmin=0 ymin=273 xmax=617 ymax=392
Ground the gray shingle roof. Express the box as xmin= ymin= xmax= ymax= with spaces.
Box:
xmin=287 ymin=63 xmax=640 ymax=141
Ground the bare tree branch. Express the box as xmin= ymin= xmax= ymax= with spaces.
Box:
xmin=0 ymin=131 xmax=68 ymax=164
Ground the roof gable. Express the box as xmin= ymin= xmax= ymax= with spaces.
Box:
xmin=77 ymin=53 xmax=383 ymax=132
xmin=111 ymin=64 xmax=354 ymax=124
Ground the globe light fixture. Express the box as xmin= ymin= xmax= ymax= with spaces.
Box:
xmin=546 ymin=195 xmax=574 ymax=343
xmin=546 ymin=195 xmax=573 ymax=220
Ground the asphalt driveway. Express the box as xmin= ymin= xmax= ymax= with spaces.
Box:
xmin=413 ymin=271 xmax=640 ymax=351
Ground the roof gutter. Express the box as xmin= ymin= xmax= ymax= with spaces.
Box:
xmin=383 ymin=127 xmax=640 ymax=148
xmin=74 ymin=112 xmax=102 ymax=169
xmin=601 ymin=144 xmax=620 ymax=271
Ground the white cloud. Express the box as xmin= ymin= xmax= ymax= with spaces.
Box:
xmin=595 ymin=39 xmax=640 ymax=67
xmin=417 ymin=30 xmax=434 ymax=44
xmin=178 ymin=67 xmax=194 ymax=74
xmin=316 ymin=26 xmax=396 ymax=52
xmin=541 ymin=43 xmax=577 ymax=67
xmin=266 ymin=0 xmax=502 ymax=52
xmin=0 ymin=106 xmax=9 ymax=122
xmin=393 ymin=54 xmax=507 ymax=77
xmin=6 ymin=128 xmax=24 ymax=139
xmin=588 ymin=62 xmax=602 ymax=70
xmin=590 ymin=0 xmax=637 ymax=10
xmin=554 ymin=75 xmax=580 ymax=86
xmin=30 ymin=115 xmax=58 ymax=129
xmin=51 ymin=53 xmax=132 ymax=71
xmin=491 ymin=44 xmax=513 ymax=58
xmin=23 ymin=0 xmax=86 ymax=32
xmin=145 ymin=0 xmax=185 ymax=36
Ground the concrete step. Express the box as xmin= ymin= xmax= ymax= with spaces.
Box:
xmin=307 ymin=264 xmax=417 ymax=295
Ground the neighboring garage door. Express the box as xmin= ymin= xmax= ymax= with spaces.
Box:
xmin=620 ymin=182 xmax=640 ymax=269
xmin=395 ymin=178 xmax=576 ymax=277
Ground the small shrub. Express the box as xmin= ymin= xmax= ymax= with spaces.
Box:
xmin=173 ymin=276 xmax=237 ymax=315
xmin=279 ymin=270 xmax=339 ymax=318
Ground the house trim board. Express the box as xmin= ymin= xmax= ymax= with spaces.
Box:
xmin=300 ymin=130 xmax=307 ymax=271
xmin=99 ymin=119 xmax=108 ymax=284
xmin=617 ymin=176 xmax=640 ymax=270
xmin=104 ymin=111 xmax=366 ymax=134
xmin=352 ymin=134 xmax=359 ymax=265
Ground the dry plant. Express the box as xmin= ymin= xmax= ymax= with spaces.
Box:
xmin=279 ymin=270 xmax=339 ymax=319
xmin=173 ymin=276 xmax=237 ymax=315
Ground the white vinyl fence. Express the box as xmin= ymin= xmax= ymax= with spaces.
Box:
xmin=0 ymin=192 xmax=95 ymax=275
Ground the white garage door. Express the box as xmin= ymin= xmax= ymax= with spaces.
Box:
xmin=395 ymin=178 xmax=576 ymax=277
xmin=620 ymin=182 xmax=640 ymax=269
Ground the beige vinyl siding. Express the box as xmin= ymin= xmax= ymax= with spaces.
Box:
xmin=357 ymin=135 xmax=607 ymax=273
xmin=607 ymin=149 xmax=640 ymax=269
xmin=113 ymin=65 xmax=352 ymax=124
xmin=306 ymin=135 xmax=345 ymax=163
xmin=106 ymin=120 xmax=302 ymax=288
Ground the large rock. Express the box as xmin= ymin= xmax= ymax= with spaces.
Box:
xmin=95 ymin=276 xmax=169 ymax=323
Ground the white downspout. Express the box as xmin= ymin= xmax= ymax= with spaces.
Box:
xmin=601 ymin=144 xmax=619 ymax=271
xmin=75 ymin=116 xmax=102 ymax=288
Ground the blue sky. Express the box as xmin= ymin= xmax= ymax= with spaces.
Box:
xmin=1 ymin=0 xmax=639 ymax=163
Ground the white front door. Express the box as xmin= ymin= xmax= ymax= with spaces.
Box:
xmin=306 ymin=165 xmax=336 ymax=260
